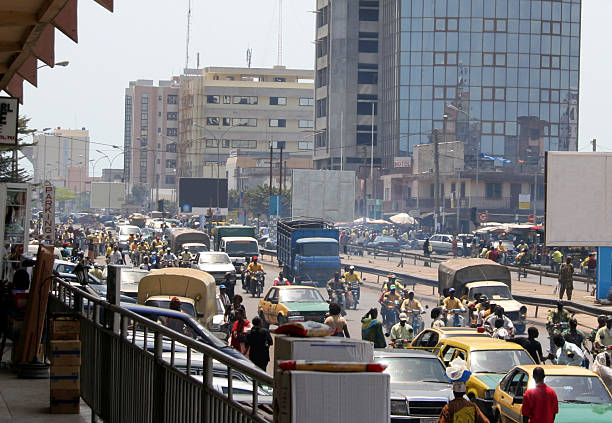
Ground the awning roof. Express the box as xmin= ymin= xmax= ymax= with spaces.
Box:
xmin=0 ymin=0 xmax=113 ymax=103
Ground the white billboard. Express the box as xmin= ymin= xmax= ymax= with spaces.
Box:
xmin=291 ymin=170 xmax=355 ymax=223
xmin=91 ymin=182 xmax=124 ymax=209
xmin=545 ymin=152 xmax=612 ymax=246
xmin=0 ymin=97 xmax=18 ymax=146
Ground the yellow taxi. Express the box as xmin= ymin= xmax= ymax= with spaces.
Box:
xmin=409 ymin=326 xmax=490 ymax=351
xmin=493 ymin=365 xmax=612 ymax=423
xmin=257 ymin=285 xmax=329 ymax=327
xmin=435 ymin=337 xmax=535 ymax=419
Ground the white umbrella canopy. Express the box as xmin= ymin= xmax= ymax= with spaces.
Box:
xmin=389 ymin=213 xmax=417 ymax=225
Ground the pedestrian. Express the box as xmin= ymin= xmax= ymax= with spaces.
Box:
xmin=218 ymin=284 xmax=231 ymax=313
xmin=510 ymin=327 xmax=545 ymax=364
xmin=324 ymin=303 xmax=350 ymax=337
xmin=361 ymin=308 xmax=386 ymax=348
xmin=223 ymin=272 xmax=236 ymax=301
xmin=451 ymin=236 xmax=458 ymax=257
xmin=521 ymin=367 xmax=558 ymax=423
xmin=558 ymin=257 xmax=574 ymax=300
xmin=462 ymin=237 xmax=468 ymax=257
xmin=229 ymin=308 xmax=250 ymax=355
xmin=245 ymin=316 xmax=273 ymax=371
xmin=439 ymin=359 xmax=489 ymax=423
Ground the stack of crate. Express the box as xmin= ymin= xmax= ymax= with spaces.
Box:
xmin=49 ymin=314 xmax=81 ymax=414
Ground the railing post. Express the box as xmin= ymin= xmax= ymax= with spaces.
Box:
xmin=152 ymin=331 xmax=165 ymax=423
xmin=201 ymin=356 xmax=213 ymax=422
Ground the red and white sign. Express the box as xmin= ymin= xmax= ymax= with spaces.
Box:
xmin=528 ymin=214 xmax=535 ymax=224
xmin=393 ymin=156 xmax=412 ymax=168
xmin=478 ymin=211 xmax=489 ymax=223
xmin=42 ymin=185 xmax=55 ymax=243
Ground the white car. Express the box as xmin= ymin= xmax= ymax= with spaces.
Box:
xmin=192 ymin=252 xmax=235 ymax=285
xmin=117 ymin=225 xmax=142 ymax=249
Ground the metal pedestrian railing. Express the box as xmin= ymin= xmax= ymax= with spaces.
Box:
xmin=48 ymin=277 xmax=273 ymax=423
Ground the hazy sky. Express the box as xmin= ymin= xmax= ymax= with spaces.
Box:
xmin=15 ymin=0 xmax=612 ymax=175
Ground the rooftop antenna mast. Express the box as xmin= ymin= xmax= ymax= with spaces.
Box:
xmin=185 ymin=0 xmax=192 ymax=70
xmin=246 ymin=48 xmax=252 ymax=68
xmin=277 ymin=0 xmax=283 ymax=66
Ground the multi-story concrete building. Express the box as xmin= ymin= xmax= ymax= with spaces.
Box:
xmin=313 ymin=0 xmax=381 ymax=172
xmin=25 ymin=128 xmax=90 ymax=192
xmin=178 ymin=66 xmax=315 ymax=180
xmin=101 ymin=168 xmax=124 ymax=183
xmin=123 ymin=79 xmax=179 ymax=199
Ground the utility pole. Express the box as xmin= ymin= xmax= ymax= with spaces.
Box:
xmin=592 ymin=138 xmax=597 ymax=152
xmin=433 ymin=129 xmax=440 ymax=233
xmin=269 ymin=143 xmax=273 ymax=197
xmin=370 ymin=103 xmax=375 ymax=219
xmin=279 ymin=143 xmax=283 ymax=217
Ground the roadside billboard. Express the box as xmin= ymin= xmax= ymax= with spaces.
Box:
xmin=90 ymin=182 xmax=124 ymax=209
xmin=291 ymin=170 xmax=355 ymax=223
xmin=178 ymin=177 xmax=228 ymax=215
xmin=545 ymin=152 xmax=612 ymax=246
xmin=0 ymin=97 xmax=18 ymax=146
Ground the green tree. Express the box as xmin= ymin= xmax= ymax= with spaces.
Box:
xmin=231 ymin=185 xmax=291 ymax=217
xmin=55 ymin=187 xmax=77 ymax=201
xmin=0 ymin=115 xmax=35 ymax=182
xmin=127 ymin=183 xmax=148 ymax=205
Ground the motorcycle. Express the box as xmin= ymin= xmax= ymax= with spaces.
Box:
xmin=329 ymin=289 xmax=348 ymax=315
xmin=382 ymin=300 xmax=401 ymax=334
xmin=408 ymin=309 xmax=425 ymax=335
xmin=447 ymin=309 xmax=465 ymax=327
xmin=546 ymin=321 xmax=569 ymax=354
xmin=251 ymin=271 xmax=265 ymax=298
xmin=348 ymin=282 xmax=360 ymax=310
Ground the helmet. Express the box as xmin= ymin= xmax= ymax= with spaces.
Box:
xmin=389 ymin=285 xmax=396 ymax=291
xmin=252 ymin=256 xmax=258 ymax=261
xmin=219 ymin=284 xmax=226 ymax=289
xmin=449 ymin=288 xmax=456 ymax=293
xmin=388 ymin=273 xmax=396 ymax=280
xmin=349 ymin=265 xmax=355 ymax=270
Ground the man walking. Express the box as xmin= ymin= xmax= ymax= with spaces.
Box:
xmin=558 ymin=257 xmax=574 ymax=300
xmin=521 ymin=367 xmax=558 ymax=423
xmin=245 ymin=316 xmax=273 ymax=371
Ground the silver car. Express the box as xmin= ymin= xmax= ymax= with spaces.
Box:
xmin=373 ymin=350 xmax=453 ymax=422
xmin=192 ymin=252 xmax=236 ymax=285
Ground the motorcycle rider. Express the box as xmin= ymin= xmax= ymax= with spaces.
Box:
xmin=327 ymin=272 xmax=348 ymax=312
xmin=400 ymin=290 xmax=423 ymax=313
xmin=273 ymin=271 xmax=290 ymax=286
xmin=546 ymin=301 xmax=573 ymax=353
xmin=484 ymin=306 xmax=514 ymax=335
xmin=594 ymin=316 xmax=612 ymax=351
xmin=590 ymin=315 xmax=609 ymax=354
xmin=549 ymin=334 xmax=584 ymax=366
xmin=162 ymin=248 xmax=178 ymax=267
xmin=246 ymin=256 xmax=264 ymax=294
xmin=390 ymin=313 xmax=414 ymax=343
xmin=562 ymin=318 xmax=586 ymax=349
xmin=378 ymin=285 xmax=402 ymax=327
xmin=431 ymin=307 xmax=446 ymax=328
xmin=344 ymin=265 xmax=362 ymax=301
xmin=382 ymin=274 xmax=404 ymax=292
xmin=180 ymin=246 xmax=192 ymax=267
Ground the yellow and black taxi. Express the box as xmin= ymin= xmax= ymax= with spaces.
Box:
xmin=409 ymin=326 xmax=490 ymax=351
xmin=257 ymin=285 xmax=329 ymax=327
xmin=493 ymin=364 xmax=612 ymax=423
xmin=435 ymin=336 xmax=534 ymax=419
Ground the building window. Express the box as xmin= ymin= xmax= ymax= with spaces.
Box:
xmin=269 ymin=119 xmax=286 ymax=128
xmin=232 ymin=118 xmax=257 ymax=127
xmin=316 ymin=98 xmax=327 ymax=117
xmin=358 ymin=71 xmax=378 ymax=84
xmin=316 ymin=5 xmax=328 ymax=28
xmin=483 ymin=19 xmax=507 ymax=33
xmin=167 ymin=95 xmax=178 ymax=104
xmin=316 ymin=37 xmax=328 ymax=58
xmin=270 ymin=97 xmax=287 ymax=105
xmin=358 ymin=40 xmax=378 ymax=53
xmin=233 ymin=96 xmax=258 ymax=105
xmin=357 ymin=102 xmax=377 ymax=115
xmin=316 ymin=67 xmax=328 ymax=88
xmin=435 ymin=18 xmax=458 ymax=32
xmin=486 ymin=183 xmax=502 ymax=199
xmin=166 ymin=128 xmax=177 ymax=137
xmin=222 ymin=117 xmax=231 ymax=126
xmin=541 ymin=55 xmax=561 ymax=69
xmin=205 ymin=139 xmax=219 ymax=148
xmin=231 ymin=140 xmax=257 ymax=149
xmin=223 ymin=96 xmax=231 ymax=104
xmin=298 ymin=141 xmax=313 ymax=150
xmin=356 ymin=132 xmax=376 ymax=145
xmin=207 ymin=95 xmax=219 ymax=104
xmin=206 ymin=117 xmax=219 ymax=126
xmin=298 ymin=120 xmax=314 ymax=128
xmin=167 ymin=112 xmax=178 ymax=120
xmin=166 ymin=144 xmax=176 ymax=153
xmin=166 ymin=159 xmax=176 ymax=168
xmin=315 ymin=131 xmax=327 ymax=147
xmin=274 ymin=77 xmax=286 ymax=82
xmin=299 ymin=97 xmax=314 ymax=106
xmin=359 ymin=8 xmax=378 ymax=22
xmin=165 ymin=175 xmax=175 ymax=185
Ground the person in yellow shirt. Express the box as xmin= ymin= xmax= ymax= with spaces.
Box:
xmin=401 ymin=290 xmax=423 ymax=313
xmin=246 ymin=256 xmax=264 ymax=293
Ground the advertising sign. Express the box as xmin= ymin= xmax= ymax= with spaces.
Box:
xmin=0 ymin=97 xmax=19 ymax=146
xmin=42 ymin=185 xmax=55 ymax=243
xmin=518 ymin=194 xmax=531 ymax=210
xmin=179 ymin=177 xmax=228 ymax=215
xmin=393 ymin=157 xmax=412 ymax=168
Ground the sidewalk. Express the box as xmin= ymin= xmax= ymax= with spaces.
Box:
xmin=0 ymin=348 xmax=92 ymax=422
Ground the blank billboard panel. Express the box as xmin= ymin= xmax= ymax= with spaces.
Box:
xmin=179 ymin=177 xmax=228 ymax=214
xmin=90 ymin=183 xmax=124 ymax=209
xmin=545 ymin=152 xmax=612 ymax=246
xmin=291 ymin=170 xmax=355 ymax=222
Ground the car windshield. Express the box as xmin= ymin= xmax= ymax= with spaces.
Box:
xmin=540 ymin=375 xmax=612 ymax=404
xmin=186 ymin=245 xmax=208 ymax=254
xmin=374 ymin=357 xmax=448 ymax=383
xmin=300 ymin=242 xmax=338 ymax=257
xmin=279 ymin=289 xmax=325 ymax=303
xmin=470 ymin=285 xmax=512 ymax=301
xmin=144 ymin=300 xmax=196 ymax=318
xmin=470 ymin=350 xmax=534 ymax=374
xmin=225 ymin=241 xmax=259 ymax=256
xmin=199 ymin=254 xmax=230 ymax=264
xmin=120 ymin=226 xmax=141 ymax=236
xmin=119 ymin=269 xmax=148 ymax=284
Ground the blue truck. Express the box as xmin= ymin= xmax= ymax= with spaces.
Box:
xmin=276 ymin=218 xmax=340 ymax=286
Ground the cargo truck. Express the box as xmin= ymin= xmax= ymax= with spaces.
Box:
xmin=276 ymin=218 xmax=340 ymax=286
xmin=214 ymin=225 xmax=259 ymax=274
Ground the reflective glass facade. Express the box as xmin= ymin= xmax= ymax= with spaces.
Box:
xmin=382 ymin=0 xmax=581 ymax=168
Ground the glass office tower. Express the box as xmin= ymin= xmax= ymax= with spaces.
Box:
xmin=379 ymin=0 xmax=581 ymax=168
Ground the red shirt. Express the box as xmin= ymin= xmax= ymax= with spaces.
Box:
xmin=521 ymin=383 xmax=558 ymax=423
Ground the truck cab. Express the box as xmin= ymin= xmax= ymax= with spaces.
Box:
xmin=293 ymin=237 xmax=340 ymax=285
xmin=220 ymin=236 xmax=260 ymax=272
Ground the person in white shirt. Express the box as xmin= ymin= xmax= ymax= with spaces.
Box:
xmin=110 ymin=247 xmax=123 ymax=265
xmin=491 ymin=318 xmax=510 ymax=340
xmin=484 ymin=306 xmax=514 ymax=334
xmin=550 ymin=334 xmax=584 ymax=366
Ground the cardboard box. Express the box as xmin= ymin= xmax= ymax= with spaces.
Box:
xmin=50 ymin=389 xmax=80 ymax=414
xmin=50 ymin=340 xmax=81 ymax=366
xmin=273 ymin=336 xmax=374 ymax=378
xmin=274 ymin=370 xmax=390 ymax=423
xmin=51 ymin=317 xmax=80 ymax=340
xmin=50 ymin=366 xmax=80 ymax=390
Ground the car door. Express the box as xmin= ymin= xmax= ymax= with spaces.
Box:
xmin=266 ymin=288 xmax=280 ymax=324
xmin=440 ymin=344 xmax=459 ymax=366
xmin=261 ymin=288 xmax=274 ymax=321
xmin=497 ymin=370 xmax=527 ymax=423
xmin=410 ymin=330 xmax=440 ymax=351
